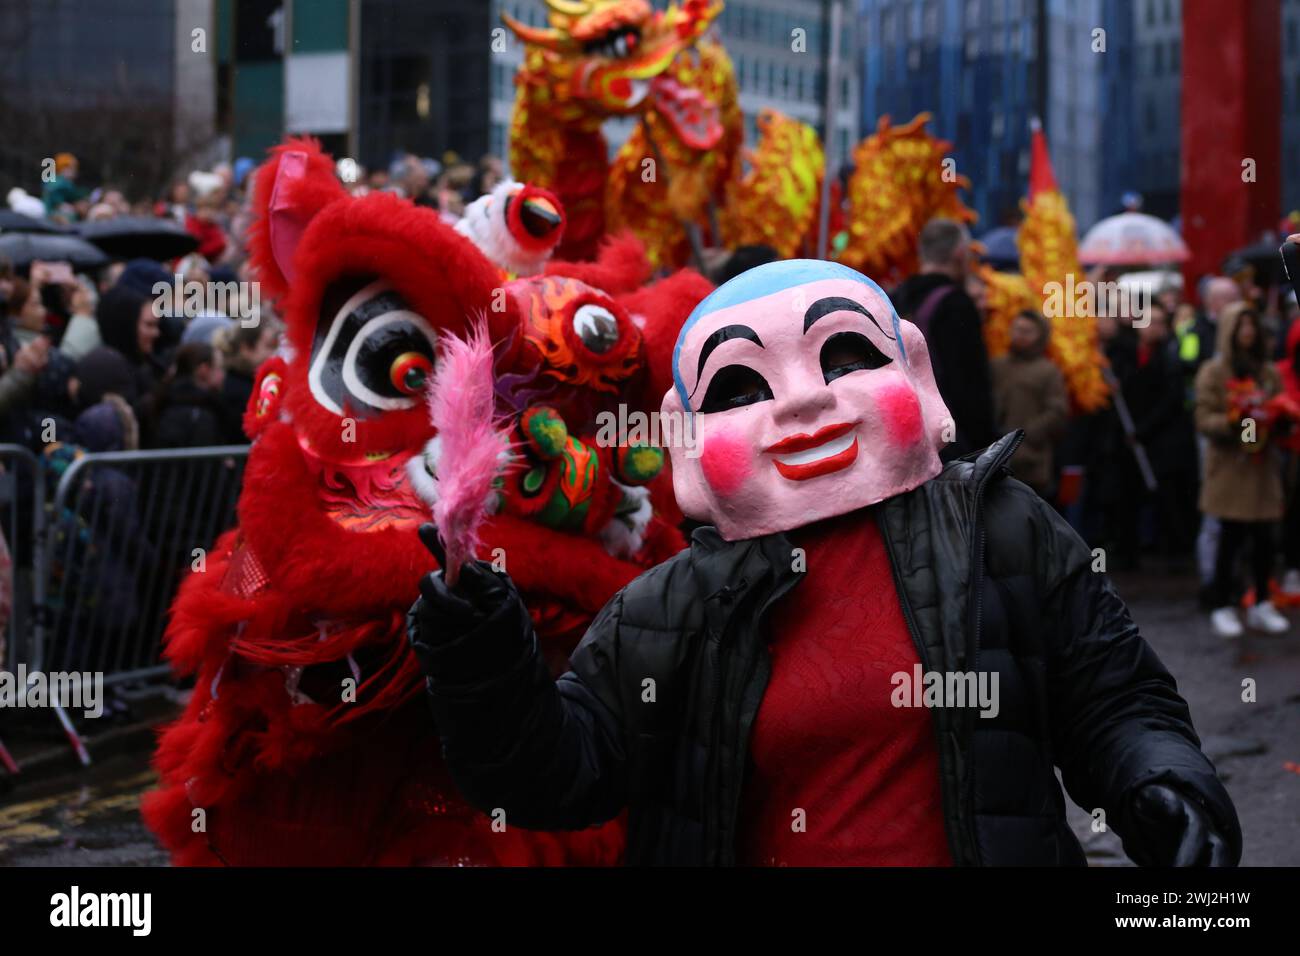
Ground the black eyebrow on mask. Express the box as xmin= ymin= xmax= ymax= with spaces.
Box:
xmin=803 ymin=296 xmax=895 ymax=340
xmin=690 ymin=323 xmax=764 ymax=397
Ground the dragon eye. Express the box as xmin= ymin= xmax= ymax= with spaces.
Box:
xmin=573 ymin=303 xmax=620 ymax=354
xmin=390 ymin=351 xmax=433 ymax=395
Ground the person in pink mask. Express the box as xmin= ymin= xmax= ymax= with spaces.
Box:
xmin=408 ymin=259 xmax=1240 ymax=867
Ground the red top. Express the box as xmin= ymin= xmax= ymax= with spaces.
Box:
xmin=737 ymin=507 xmax=953 ymax=866
xmin=186 ymin=212 xmax=228 ymax=262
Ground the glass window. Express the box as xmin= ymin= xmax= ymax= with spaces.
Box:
xmin=923 ymin=0 xmax=939 ymax=38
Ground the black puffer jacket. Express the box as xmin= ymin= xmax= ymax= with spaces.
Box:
xmin=411 ymin=433 xmax=1240 ymax=865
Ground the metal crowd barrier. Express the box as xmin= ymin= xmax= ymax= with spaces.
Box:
xmin=40 ymin=446 xmax=248 ymax=685
xmin=0 ymin=444 xmax=43 ymax=678
xmin=0 ymin=445 xmax=248 ymax=772
xmin=0 ymin=444 xmax=43 ymax=775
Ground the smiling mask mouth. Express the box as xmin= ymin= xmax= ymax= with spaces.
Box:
xmin=765 ymin=422 xmax=860 ymax=481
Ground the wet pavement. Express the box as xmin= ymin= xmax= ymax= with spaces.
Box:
xmin=1067 ymin=568 xmax=1300 ymax=866
xmin=0 ymin=748 xmax=166 ymax=866
xmin=0 ymin=568 xmax=1296 ymax=867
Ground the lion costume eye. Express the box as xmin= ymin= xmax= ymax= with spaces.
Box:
xmin=389 ymin=351 xmax=434 ymax=395
xmin=309 ymin=278 xmax=439 ymax=417
xmin=572 ymin=302 xmax=620 ymax=354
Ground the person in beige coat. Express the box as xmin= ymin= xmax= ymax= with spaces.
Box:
xmin=990 ymin=310 xmax=1068 ymax=496
xmin=1194 ymin=301 xmax=1290 ymax=638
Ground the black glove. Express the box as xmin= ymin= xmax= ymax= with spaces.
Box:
xmin=1121 ymin=783 xmax=1236 ymax=867
xmin=408 ymin=523 xmax=520 ymax=665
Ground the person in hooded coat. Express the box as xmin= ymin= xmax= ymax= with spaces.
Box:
xmin=1195 ymin=302 xmax=1291 ymax=638
xmin=43 ymin=396 xmax=150 ymax=671
xmin=147 ymin=341 xmax=233 ymax=449
xmin=95 ymin=284 xmax=164 ymax=420
xmin=989 ymin=310 xmax=1067 ymax=497
xmin=1276 ymin=315 xmax=1300 ymax=593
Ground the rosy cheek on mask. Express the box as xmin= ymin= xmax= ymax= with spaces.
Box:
xmin=876 ymin=382 xmax=924 ymax=448
xmin=700 ymin=428 xmax=752 ymax=496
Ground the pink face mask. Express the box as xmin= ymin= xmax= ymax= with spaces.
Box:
xmin=661 ymin=260 xmax=952 ymax=541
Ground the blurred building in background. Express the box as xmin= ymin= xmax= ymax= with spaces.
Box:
xmin=1130 ymin=0 xmax=1181 ymax=218
xmin=860 ymin=0 xmax=1299 ymax=230
xmin=859 ymin=0 xmax=1141 ymax=230
xmin=1284 ymin=0 xmax=1300 ymax=215
xmin=219 ymin=0 xmax=492 ymax=173
xmin=0 ymin=0 xmax=217 ymax=195
xmin=710 ymin=0 xmax=861 ymax=164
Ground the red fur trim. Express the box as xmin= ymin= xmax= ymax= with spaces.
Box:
xmin=481 ymin=513 xmax=651 ymax=614
xmin=246 ymin=138 xmax=346 ymax=304
xmin=620 ymin=267 xmax=714 ymax=408
xmin=545 ymin=232 xmax=653 ymax=294
xmin=237 ymin=423 xmax=434 ymax=616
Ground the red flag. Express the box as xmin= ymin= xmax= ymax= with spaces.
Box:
xmin=1028 ymin=117 xmax=1058 ymax=199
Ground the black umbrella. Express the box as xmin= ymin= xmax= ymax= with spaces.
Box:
xmin=79 ymin=216 xmax=198 ymax=261
xmin=1223 ymin=239 xmax=1285 ymax=285
xmin=0 ymin=210 xmax=73 ymax=235
xmin=0 ymin=232 xmax=110 ymax=270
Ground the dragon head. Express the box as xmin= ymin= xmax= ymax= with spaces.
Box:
xmin=505 ymin=0 xmax=722 ymax=114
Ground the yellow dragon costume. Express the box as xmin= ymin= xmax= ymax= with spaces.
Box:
xmin=504 ymin=0 xmax=972 ymax=278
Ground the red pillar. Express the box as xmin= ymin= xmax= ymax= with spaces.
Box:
xmin=1180 ymin=0 xmax=1281 ymax=301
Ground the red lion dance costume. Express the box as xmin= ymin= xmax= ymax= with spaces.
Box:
xmin=142 ymin=139 xmax=709 ymax=865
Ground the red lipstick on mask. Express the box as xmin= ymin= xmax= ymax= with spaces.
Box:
xmin=764 ymin=421 xmax=860 ymax=481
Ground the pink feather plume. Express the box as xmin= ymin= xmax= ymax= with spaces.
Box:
xmin=426 ymin=319 xmax=510 ymax=586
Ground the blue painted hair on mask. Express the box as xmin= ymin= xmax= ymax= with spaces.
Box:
xmin=672 ymin=259 xmax=906 ymax=409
